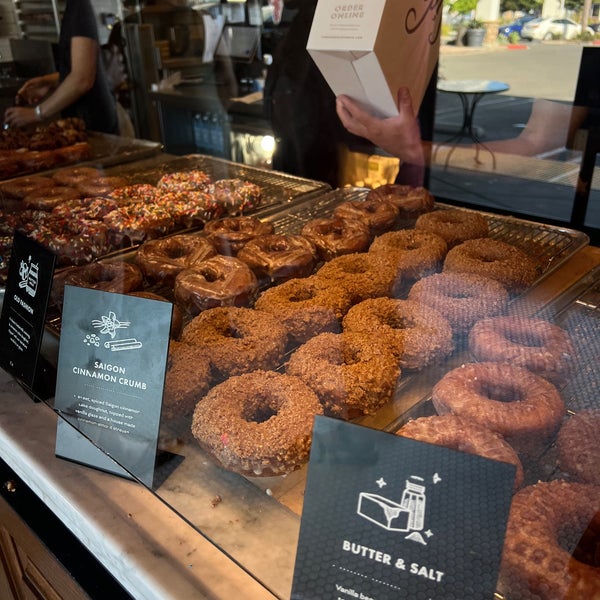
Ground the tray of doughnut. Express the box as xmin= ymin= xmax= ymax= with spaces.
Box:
xmin=0 ymin=154 xmax=331 ymax=285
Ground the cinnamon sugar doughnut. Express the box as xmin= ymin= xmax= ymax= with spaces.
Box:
xmin=342 ymin=297 xmax=454 ymax=370
xmin=313 ymin=252 xmax=398 ymax=303
xmin=333 ymin=198 xmax=399 ymax=235
xmin=432 ymin=362 xmax=565 ymax=450
xmin=396 ymin=415 xmax=523 ymax=490
xmin=369 ymin=229 xmax=448 ymax=285
xmin=64 ymin=261 xmax=143 ymax=294
xmin=408 ymin=271 xmax=509 ymax=336
xmin=237 ymin=233 xmax=317 ymax=284
xmin=203 ymin=216 xmax=274 ymax=256
xmin=174 ymin=255 xmax=258 ymax=315
xmin=301 ymin=216 xmax=370 ymax=261
xmin=557 ymin=410 xmax=600 ymax=485
xmin=254 ymin=275 xmax=353 ymax=345
xmin=468 ymin=316 xmax=575 ymax=385
xmin=499 ymin=481 xmax=600 ymax=600
xmin=136 ymin=234 xmax=217 ymax=284
xmin=415 ymin=208 xmax=489 ymax=247
xmin=286 ymin=331 xmax=400 ymax=418
xmin=191 ymin=370 xmax=322 ymax=476
xmin=367 ymin=183 xmax=434 ymax=222
xmin=162 ymin=341 xmax=212 ymax=420
xmin=180 ymin=306 xmax=288 ymax=381
xmin=444 ymin=238 xmax=539 ymax=294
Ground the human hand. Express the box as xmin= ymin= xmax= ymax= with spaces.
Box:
xmin=336 ymin=87 xmax=425 ymax=166
xmin=16 ymin=77 xmax=54 ymax=106
xmin=4 ymin=106 xmax=38 ymax=128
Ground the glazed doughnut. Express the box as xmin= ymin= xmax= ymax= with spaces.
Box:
xmin=301 ymin=216 xmax=371 ymax=261
xmin=557 ymin=410 xmax=600 ymax=485
xmin=0 ymin=175 xmax=55 ymax=199
xmin=208 ymin=178 xmax=263 ymax=214
xmin=174 ymin=255 xmax=258 ymax=315
xmin=136 ymin=234 xmax=217 ymax=284
xmin=64 ymin=261 xmax=143 ymax=293
xmin=367 ymin=184 xmax=435 ymax=222
xmin=157 ymin=170 xmax=212 ymax=192
xmin=432 ymin=362 xmax=565 ymax=449
xmin=408 ymin=272 xmax=510 ymax=336
xmin=160 ymin=189 xmax=220 ymax=227
xmin=313 ymin=252 xmax=398 ymax=303
xmin=499 ymin=480 xmax=600 ymax=600
xmin=444 ymin=237 xmax=539 ymax=295
xmin=180 ymin=306 xmax=288 ymax=381
xmin=369 ymin=229 xmax=448 ymax=285
xmin=103 ymin=203 xmax=174 ymax=243
xmin=286 ymin=331 xmax=400 ymax=418
xmin=333 ymin=198 xmax=399 ymax=235
xmin=254 ymin=275 xmax=353 ymax=345
xmin=237 ymin=233 xmax=317 ymax=284
xmin=415 ymin=208 xmax=489 ymax=247
xmin=468 ymin=316 xmax=575 ymax=385
xmin=191 ymin=370 xmax=323 ymax=476
xmin=108 ymin=183 xmax=159 ymax=205
xmin=52 ymin=166 xmax=103 ymax=187
xmin=342 ymin=297 xmax=454 ymax=370
xmin=203 ymin=216 xmax=274 ymax=256
xmin=23 ymin=185 xmax=81 ymax=210
xmin=163 ymin=341 xmax=212 ymax=420
xmin=77 ymin=176 xmax=128 ymax=197
xmin=396 ymin=415 xmax=523 ymax=490
xmin=128 ymin=290 xmax=183 ymax=340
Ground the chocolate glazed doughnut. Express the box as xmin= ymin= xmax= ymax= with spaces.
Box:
xmin=301 ymin=216 xmax=370 ymax=261
xmin=203 ymin=216 xmax=274 ymax=256
xmin=64 ymin=261 xmax=143 ymax=294
xmin=333 ymin=198 xmax=399 ymax=235
xmin=367 ymin=183 xmax=435 ymax=222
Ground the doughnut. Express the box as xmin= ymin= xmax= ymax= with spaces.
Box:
xmin=180 ymin=306 xmax=288 ymax=381
xmin=366 ymin=183 xmax=435 ymax=222
xmin=102 ymin=203 xmax=175 ymax=243
xmin=408 ymin=271 xmax=509 ymax=336
xmin=254 ymin=275 xmax=353 ymax=345
xmin=313 ymin=252 xmax=398 ymax=303
xmin=52 ymin=166 xmax=103 ymax=187
xmin=286 ymin=331 xmax=400 ymax=418
xmin=77 ymin=175 xmax=128 ymax=197
xmin=369 ymin=229 xmax=448 ymax=286
xmin=415 ymin=208 xmax=489 ymax=247
xmin=432 ymin=362 xmax=565 ymax=451
xmin=157 ymin=170 xmax=212 ymax=192
xmin=160 ymin=189 xmax=221 ymax=227
xmin=162 ymin=341 xmax=212 ymax=420
xmin=191 ymin=370 xmax=323 ymax=476
xmin=128 ymin=290 xmax=183 ymax=340
xmin=468 ymin=316 xmax=575 ymax=385
xmin=54 ymin=141 xmax=93 ymax=163
xmin=342 ymin=297 xmax=454 ymax=370
xmin=108 ymin=183 xmax=159 ymax=205
xmin=499 ymin=480 xmax=600 ymax=600
xmin=301 ymin=216 xmax=371 ymax=262
xmin=333 ymin=198 xmax=399 ymax=235
xmin=444 ymin=237 xmax=539 ymax=294
xmin=0 ymin=175 xmax=55 ymax=199
xmin=136 ymin=234 xmax=217 ymax=284
xmin=203 ymin=216 xmax=274 ymax=256
xmin=237 ymin=233 xmax=318 ymax=284
xmin=396 ymin=415 xmax=523 ymax=490
xmin=557 ymin=410 xmax=600 ymax=485
xmin=208 ymin=178 xmax=263 ymax=214
xmin=23 ymin=185 xmax=81 ymax=210
xmin=174 ymin=255 xmax=258 ymax=315
xmin=63 ymin=261 xmax=143 ymax=293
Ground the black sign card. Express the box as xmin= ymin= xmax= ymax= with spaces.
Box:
xmin=54 ymin=284 xmax=172 ymax=488
xmin=0 ymin=231 xmax=56 ymax=400
xmin=291 ymin=416 xmax=515 ymax=600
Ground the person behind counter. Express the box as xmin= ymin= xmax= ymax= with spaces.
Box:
xmin=4 ymin=0 xmax=118 ymax=134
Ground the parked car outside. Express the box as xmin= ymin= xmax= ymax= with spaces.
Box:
xmin=521 ymin=17 xmax=594 ymax=40
xmin=498 ymin=15 xmax=536 ymax=38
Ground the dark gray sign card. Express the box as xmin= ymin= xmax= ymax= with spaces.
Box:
xmin=0 ymin=231 xmax=56 ymax=399
xmin=54 ymin=284 xmax=172 ymax=487
xmin=291 ymin=416 xmax=515 ymax=600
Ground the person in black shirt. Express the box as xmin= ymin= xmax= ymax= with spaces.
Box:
xmin=4 ymin=0 xmax=118 ymax=134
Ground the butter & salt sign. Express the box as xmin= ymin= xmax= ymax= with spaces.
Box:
xmin=291 ymin=416 xmax=514 ymax=599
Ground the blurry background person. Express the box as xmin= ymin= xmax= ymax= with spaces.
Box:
xmin=4 ymin=0 xmax=118 ymax=134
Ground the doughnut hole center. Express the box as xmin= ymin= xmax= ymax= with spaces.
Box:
xmin=289 ymin=289 xmax=315 ymax=303
xmin=504 ymin=329 xmax=544 ymax=348
xmin=342 ymin=346 xmax=362 ymax=366
xmin=218 ymin=325 xmax=244 ymax=340
xmin=166 ymin=246 xmax=189 ymax=259
xmin=242 ymin=397 xmax=278 ymax=423
xmin=565 ymin=512 xmax=600 ymax=567
xmin=384 ymin=314 xmax=413 ymax=331
xmin=478 ymin=381 xmax=523 ymax=403
xmin=473 ymin=253 xmax=498 ymax=264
